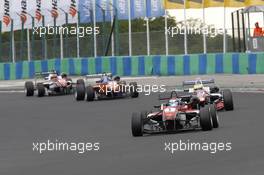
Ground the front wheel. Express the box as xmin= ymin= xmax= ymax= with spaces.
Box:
xmin=37 ymin=83 xmax=45 ymax=97
xmin=200 ymin=105 xmax=213 ymax=131
xmin=25 ymin=81 xmax=34 ymax=96
xmin=131 ymin=112 xmax=144 ymax=137
xmin=86 ymin=86 xmax=95 ymax=101
xmin=223 ymin=89 xmax=234 ymax=111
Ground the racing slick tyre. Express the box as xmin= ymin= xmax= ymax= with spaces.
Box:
xmin=129 ymin=82 xmax=139 ymax=98
xmin=86 ymin=86 xmax=95 ymax=101
xmin=131 ymin=112 xmax=144 ymax=137
xmin=209 ymin=104 xmax=219 ymax=128
xmin=200 ymin=105 xmax=213 ymax=131
xmin=76 ymin=79 xmax=85 ymax=86
xmin=37 ymin=83 xmax=45 ymax=97
xmin=75 ymin=84 xmax=86 ymax=101
xmin=25 ymin=81 xmax=34 ymax=96
xmin=223 ymin=89 xmax=234 ymax=111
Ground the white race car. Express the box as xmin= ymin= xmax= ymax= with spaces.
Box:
xmin=25 ymin=71 xmax=76 ymax=97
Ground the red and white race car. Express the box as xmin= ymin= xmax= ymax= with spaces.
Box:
xmin=25 ymin=71 xmax=74 ymax=97
xmin=131 ymin=91 xmax=219 ymax=137
xmin=75 ymin=73 xmax=139 ymax=101
xmin=182 ymin=78 xmax=234 ymax=111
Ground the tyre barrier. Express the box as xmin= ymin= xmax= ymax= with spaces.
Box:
xmin=0 ymin=52 xmax=263 ymax=80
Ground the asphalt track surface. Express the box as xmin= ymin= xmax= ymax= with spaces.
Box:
xmin=0 ymin=92 xmax=263 ymax=175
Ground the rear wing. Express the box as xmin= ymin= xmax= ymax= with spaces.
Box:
xmin=182 ymin=79 xmax=215 ymax=86
xmin=85 ymin=73 xmax=112 ymax=80
xmin=159 ymin=91 xmax=192 ymax=101
xmin=34 ymin=71 xmax=57 ymax=79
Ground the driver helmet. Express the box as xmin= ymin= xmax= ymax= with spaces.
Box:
xmin=61 ymin=72 xmax=67 ymax=79
xmin=101 ymin=73 xmax=109 ymax=83
xmin=194 ymin=84 xmax=203 ymax=90
xmin=168 ymin=99 xmax=179 ymax=107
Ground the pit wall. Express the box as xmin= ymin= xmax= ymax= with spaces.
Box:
xmin=0 ymin=53 xmax=263 ymax=80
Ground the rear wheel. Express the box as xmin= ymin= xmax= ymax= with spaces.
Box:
xmin=200 ymin=105 xmax=213 ymax=131
xmin=25 ymin=81 xmax=34 ymax=96
xmin=86 ymin=86 xmax=95 ymax=101
xmin=131 ymin=112 xmax=144 ymax=137
xmin=223 ymin=89 xmax=234 ymax=111
xmin=129 ymin=82 xmax=139 ymax=98
xmin=209 ymin=104 xmax=219 ymax=128
xmin=37 ymin=83 xmax=45 ymax=97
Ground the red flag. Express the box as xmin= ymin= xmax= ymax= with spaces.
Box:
xmin=3 ymin=15 xmax=11 ymax=26
xmin=21 ymin=0 xmax=27 ymax=24
xmin=35 ymin=0 xmax=42 ymax=22
xmin=3 ymin=0 xmax=11 ymax=26
xmin=51 ymin=0 xmax=59 ymax=19
xmin=69 ymin=7 xmax=77 ymax=17
xmin=69 ymin=0 xmax=77 ymax=17
xmin=35 ymin=10 xmax=42 ymax=22
xmin=20 ymin=13 xmax=27 ymax=24
xmin=51 ymin=9 xmax=59 ymax=19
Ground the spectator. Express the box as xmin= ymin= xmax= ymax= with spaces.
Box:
xmin=253 ymin=22 xmax=263 ymax=37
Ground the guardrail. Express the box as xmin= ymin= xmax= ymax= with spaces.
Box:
xmin=0 ymin=53 xmax=263 ymax=80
